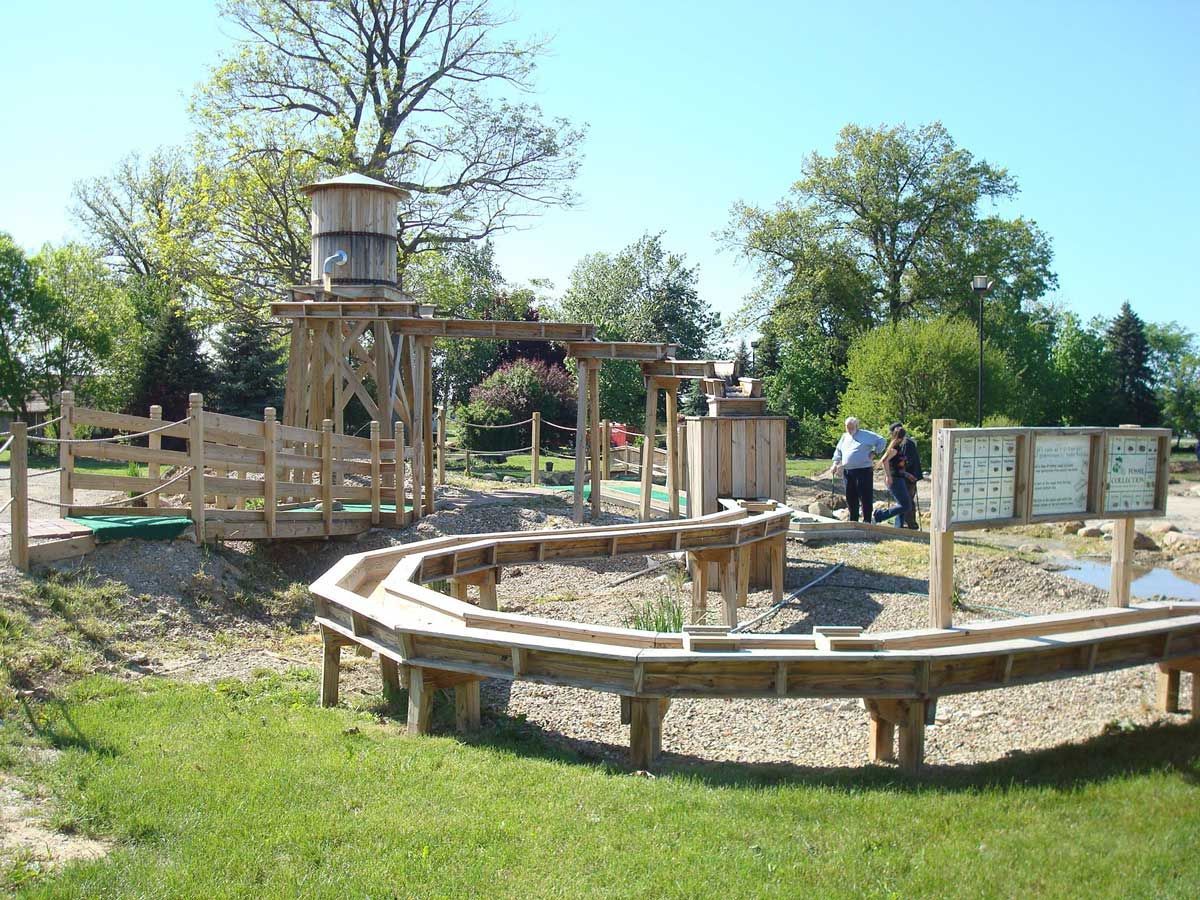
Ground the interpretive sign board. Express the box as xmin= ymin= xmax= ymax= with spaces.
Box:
xmin=934 ymin=426 xmax=1169 ymax=533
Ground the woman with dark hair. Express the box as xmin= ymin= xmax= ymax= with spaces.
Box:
xmin=873 ymin=426 xmax=913 ymax=527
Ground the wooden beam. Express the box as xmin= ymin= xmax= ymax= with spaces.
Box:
xmin=567 ymin=341 xmax=676 ymax=360
xmin=455 ymin=680 xmax=481 ymax=732
xmin=406 ymin=666 xmax=433 ymax=735
xmin=640 ymin=379 xmax=659 ymax=522
xmin=573 ymin=361 xmax=589 ymax=524
xmin=380 ymin=655 xmax=402 ymax=707
xmin=665 ymin=384 xmax=679 ymax=519
xmin=9 ymin=422 xmax=28 ymax=571
xmin=423 ymin=336 xmax=435 ymax=516
xmin=530 ymin=411 xmax=541 ymax=486
xmin=320 ymin=627 xmax=342 ymax=707
xmin=188 ymin=394 xmax=206 ymax=544
xmin=589 ymin=360 xmax=601 ymax=521
xmin=928 ymin=418 xmax=956 ymax=628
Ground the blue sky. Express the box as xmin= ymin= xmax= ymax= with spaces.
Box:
xmin=1 ymin=1 xmax=1197 ymax=335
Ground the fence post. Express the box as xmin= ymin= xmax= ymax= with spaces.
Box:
xmin=188 ymin=393 xmax=206 ymax=544
xmin=264 ymin=407 xmax=277 ymax=538
xmin=10 ymin=422 xmax=28 ymax=571
xmin=59 ymin=390 xmax=74 ymax=511
xmin=321 ymin=419 xmax=333 ymax=537
xmin=531 ymin=412 xmax=541 ymax=486
xmin=465 ymin=449 xmax=472 ymax=479
xmin=370 ymin=420 xmax=381 ymax=526
xmin=928 ymin=418 xmax=956 ymax=628
xmin=147 ymin=403 xmax=161 ymax=510
xmin=1110 ymin=424 xmax=1139 ymax=607
xmin=602 ymin=419 xmax=611 ymax=481
xmin=394 ymin=421 xmax=406 ymax=528
xmin=437 ymin=405 xmax=447 ymax=485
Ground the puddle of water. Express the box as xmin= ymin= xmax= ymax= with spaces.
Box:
xmin=1059 ymin=559 xmax=1200 ymax=601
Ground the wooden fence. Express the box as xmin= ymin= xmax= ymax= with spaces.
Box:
xmin=5 ymin=391 xmax=415 ymax=569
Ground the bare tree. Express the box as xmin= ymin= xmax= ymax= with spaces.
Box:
xmin=201 ymin=0 xmax=586 ymax=265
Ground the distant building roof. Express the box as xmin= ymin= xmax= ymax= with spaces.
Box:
xmin=0 ymin=394 xmax=49 ymax=414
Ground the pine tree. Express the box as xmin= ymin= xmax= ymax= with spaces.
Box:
xmin=129 ymin=303 xmax=215 ymax=421
xmin=753 ymin=329 xmax=781 ymax=379
xmin=213 ymin=315 xmax=285 ymax=418
xmin=1106 ymin=302 xmax=1161 ymax=426
xmin=733 ymin=340 xmax=752 ymax=378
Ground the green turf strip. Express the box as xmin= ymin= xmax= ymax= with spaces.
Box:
xmin=65 ymin=515 xmax=194 ymax=542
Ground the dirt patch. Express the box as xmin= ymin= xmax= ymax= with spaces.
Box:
xmin=0 ymin=768 xmax=110 ymax=882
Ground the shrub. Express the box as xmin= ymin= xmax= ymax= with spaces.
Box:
xmin=458 ymin=359 xmax=576 ymax=451
xmin=622 ymin=592 xmax=684 ymax=632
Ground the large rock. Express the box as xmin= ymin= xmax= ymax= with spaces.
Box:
xmin=1100 ymin=521 xmax=1116 ymax=535
xmin=1171 ymin=553 xmax=1200 ymax=576
xmin=1147 ymin=520 xmax=1180 ymax=535
xmin=807 ymin=501 xmax=833 ymax=518
xmin=1132 ymin=531 xmax=1160 ymax=551
xmin=1078 ymin=526 xmax=1105 ymax=538
xmin=1060 ymin=521 xmax=1087 ymax=535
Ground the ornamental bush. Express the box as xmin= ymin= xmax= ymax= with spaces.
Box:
xmin=458 ymin=359 xmax=576 ymax=451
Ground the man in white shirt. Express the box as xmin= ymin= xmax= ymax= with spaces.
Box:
xmin=831 ymin=417 xmax=886 ymax=523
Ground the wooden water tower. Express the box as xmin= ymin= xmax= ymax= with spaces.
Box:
xmin=279 ymin=173 xmax=415 ymax=439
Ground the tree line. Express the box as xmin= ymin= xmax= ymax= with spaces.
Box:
xmin=0 ymin=1 xmax=1193 ymax=452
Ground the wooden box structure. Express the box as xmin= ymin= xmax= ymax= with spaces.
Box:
xmin=685 ymin=415 xmax=788 ymax=586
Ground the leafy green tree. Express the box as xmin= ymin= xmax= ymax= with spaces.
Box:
xmin=458 ymin=359 xmax=575 ymax=451
xmin=0 ymin=234 xmax=41 ymax=418
xmin=29 ymin=243 xmax=145 ymax=414
xmin=1146 ymin=321 xmax=1200 ymax=443
xmin=129 ymin=303 xmax=215 ymax=421
xmin=212 ymin=315 xmax=286 ymax=418
xmin=554 ymin=233 xmax=719 ymax=422
xmin=1051 ymin=313 xmax=1116 ymax=425
xmin=1106 ymin=302 xmax=1160 ymax=426
xmin=838 ymin=316 xmax=1018 ymax=446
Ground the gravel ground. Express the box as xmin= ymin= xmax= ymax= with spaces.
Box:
xmin=2 ymin=485 xmax=1194 ymax=773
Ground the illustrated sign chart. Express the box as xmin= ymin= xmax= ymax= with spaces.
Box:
xmin=1104 ymin=434 xmax=1159 ymax=513
xmin=950 ymin=434 xmax=1018 ymax=525
xmin=1031 ymin=434 xmax=1092 ymax=517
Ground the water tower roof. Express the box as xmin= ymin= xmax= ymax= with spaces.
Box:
xmin=301 ymin=172 xmax=409 ymax=199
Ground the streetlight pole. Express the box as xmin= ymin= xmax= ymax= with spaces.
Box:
xmin=971 ymin=276 xmax=993 ymax=427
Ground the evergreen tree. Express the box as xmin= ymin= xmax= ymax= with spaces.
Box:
xmin=129 ymin=303 xmax=215 ymax=422
xmin=1106 ymin=302 xmax=1161 ymax=426
xmin=733 ymin=340 xmax=752 ymax=378
xmin=213 ymin=315 xmax=285 ymax=418
xmin=753 ymin=328 xmax=781 ymax=379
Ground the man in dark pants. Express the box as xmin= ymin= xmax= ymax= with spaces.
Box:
xmin=889 ymin=421 xmax=923 ymax=528
xmin=831 ymin=417 xmax=886 ymax=523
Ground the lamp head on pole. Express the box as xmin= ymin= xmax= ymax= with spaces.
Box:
xmin=971 ymin=275 xmax=994 ymax=295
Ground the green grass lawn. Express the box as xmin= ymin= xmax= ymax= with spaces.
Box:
xmin=787 ymin=458 xmax=830 ymax=479
xmin=5 ymin=673 xmax=1199 ymax=896
xmin=0 ymin=450 xmax=143 ymax=479
xmin=444 ymin=451 xmax=832 ymax=484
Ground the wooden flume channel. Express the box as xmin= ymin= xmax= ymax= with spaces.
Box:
xmin=311 ymin=502 xmax=1200 ymax=772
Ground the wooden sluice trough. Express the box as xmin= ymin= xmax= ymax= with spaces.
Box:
xmin=311 ymin=502 xmax=1200 ymax=772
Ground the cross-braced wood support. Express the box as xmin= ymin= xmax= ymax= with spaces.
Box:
xmin=687 ymin=547 xmax=752 ymax=626
xmin=865 ymin=698 xmax=931 ymax=773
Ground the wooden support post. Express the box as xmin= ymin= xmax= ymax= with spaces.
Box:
xmin=406 ymin=665 xmax=433 ymax=735
xmin=736 ymin=544 xmax=751 ymax=608
xmin=769 ymin=535 xmax=785 ymax=603
xmin=719 ymin=551 xmax=738 ymax=627
xmin=531 ymin=411 xmax=541 ymax=486
xmin=9 ymin=422 xmax=28 ymax=571
xmin=898 ymin=700 xmax=926 ymax=773
xmin=188 ymin=393 xmax=206 ymax=544
xmin=395 ymin=422 xmax=407 ymax=528
xmin=320 ymin=419 xmax=333 ymax=537
xmin=370 ymin=420 xmax=381 ymax=525
xmin=320 ymin=627 xmax=342 ymax=707
xmin=928 ymin=418 xmax=956 ymax=628
xmin=602 ymin=419 xmax=611 ymax=481
xmin=450 ymin=578 xmax=471 ymax=603
xmin=422 ymin=336 xmax=435 ymax=517
xmin=639 ymin=379 xmax=659 ymax=522
xmin=573 ymin=360 xmax=589 ymax=524
xmin=409 ymin=337 xmax=425 ymax=524
xmin=589 ymin=360 xmax=601 ymax=521
xmin=455 ymin=680 xmax=481 ymax=732
xmin=464 ymin=448 xmax=471 ymax=479
xmin=689 ymin=552 xmax=708 ymax=624
xmin=1110 ymin=426 xmax=1140 ymax=607
xmin=866 ymin=702 xmax=896 ymax=763
xmin=628 ymin=697 xmax=663 ymax=770
xmin=145 ymin=403 xmax=161 ymax=510
xmin=373 ymin=320 xmax=392 ymax=440
xmin=380 ymin=655 xmax=402 ymax=708
xmin=477 ymin=569 xmax=498 ymax=611
xmin=437 ymin=405 xmax=447 ymax=485
xmin=264 ymin=407 xmax=278 ymax=538
xmin=59 ymin=390 xmax=74 ymax=509
xmin=665 ymin=383 xmax=679 ymax=519
xmin=1157 ymin=664 xmax=1181 ymax=714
